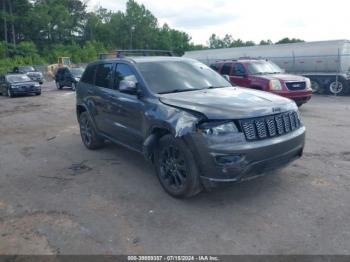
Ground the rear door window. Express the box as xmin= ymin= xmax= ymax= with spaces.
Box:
xmin=95 ymin=63 xmax=114 ymax=88
xmin=81 ymin=64 xmax=97 ymax=84
xmin=221 ymin=63 xmax=232 ymax=75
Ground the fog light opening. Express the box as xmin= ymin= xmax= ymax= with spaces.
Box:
xmin=215 ymin=155 xmax=244 ymax=165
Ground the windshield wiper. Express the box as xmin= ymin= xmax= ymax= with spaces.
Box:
xmin=158 ymin=88 xmax=202 ymax=94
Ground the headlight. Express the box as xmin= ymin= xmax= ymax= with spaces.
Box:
xmin=305 ymin=78 xmax=312 ymax=90
xmin=34 ymin=83 xmax=40 ymax=87
xmin=75 ymin=77 xmax=80 ymax=82
xmin=199 ymin=121 xmax=238 ymax=136
xmin=10 ymin=85 xmax=18 ymax=89
xmin=269 ymin=79 xmax=282 ymax=91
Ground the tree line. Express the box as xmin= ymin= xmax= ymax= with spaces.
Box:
xmin=208 ymin=34 xmax=304 ymax=49
xmin=0 ymin=0 xmax=304 ymax=73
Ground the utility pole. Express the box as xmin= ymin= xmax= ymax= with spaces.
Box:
xmin=129 ymin=25 xmax=135 ymax=49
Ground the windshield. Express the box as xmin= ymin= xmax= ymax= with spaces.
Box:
xmin=70 ymin=68 xmax=84 ymax=77
xmin=6 ymin=74 xmax=32 ymax=83
xmin=19 ymin=66 xmax=35 ymax=73
xmin=137 ymin=60 xmax=231 ymax=94
xmin=247 ymin=61 xmax=283 ymax=74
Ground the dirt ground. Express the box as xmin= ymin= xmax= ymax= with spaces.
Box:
xmin=0 ymin=82 xmax=350 ymax=255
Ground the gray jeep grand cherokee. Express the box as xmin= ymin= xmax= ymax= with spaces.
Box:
xmin=76 ymin=56 xmax=305 ymax=198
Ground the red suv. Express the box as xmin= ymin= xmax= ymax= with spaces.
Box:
xmin=211 ymin=59 xmax=312 ymax=107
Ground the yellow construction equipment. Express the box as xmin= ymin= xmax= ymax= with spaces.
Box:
xmin=47 ymin=57 xmax=72 ymax=80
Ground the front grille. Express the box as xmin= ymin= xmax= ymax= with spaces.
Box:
xmin=240 ymin=111 xmax=301 ymax=141
xmin=285 ymin=81 xmax=306 ymax=91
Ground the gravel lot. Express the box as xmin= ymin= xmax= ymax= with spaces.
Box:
xmin=0 ymin=82 xmax=350 ymax=255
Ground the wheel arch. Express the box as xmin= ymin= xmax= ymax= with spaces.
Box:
xmin=143 ymin=125 xmax=172 ymax=162
xmin=76 ymin=104 xmax=87 ymax=119
xmin=76 ymin=104 xmax=99 ymax=131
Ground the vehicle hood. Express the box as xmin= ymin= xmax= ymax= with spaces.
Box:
xmin=159 ymin=87 xmax=297 ymax=119
xmin=26 ymin=71 xmax=43 ymax=77
xmin=258 ymin=73 xmax=306 ymax=82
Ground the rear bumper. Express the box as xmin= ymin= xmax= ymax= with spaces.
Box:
xmin=186 ymin=126 xmax=305 ymax=189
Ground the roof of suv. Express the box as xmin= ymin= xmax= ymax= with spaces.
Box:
xmin=99 ymin=56 xmax=194 ymax=64
xmin=215 ymin=59 xmax=267 ymax=64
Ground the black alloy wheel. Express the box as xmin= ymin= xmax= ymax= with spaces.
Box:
xmin=156 ymin=134 xmax=202 ymax=198
xmin=79 ymin=112 xmax=104 ymax=149
xmin=159 ymin=144 xmax=187 ymax=192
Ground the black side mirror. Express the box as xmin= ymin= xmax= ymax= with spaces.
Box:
xmin=119 ymin=80 xmax=138 ymax=95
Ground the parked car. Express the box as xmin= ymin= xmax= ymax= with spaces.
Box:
xmin=210 ymin=59 xmax=312 ymax=107
xmin=13 ymin=66 xmax=44 ymax=84
xmin=0 ymin=74 xmax=41 ymax=97
xmin=184 ymin=40 xmax=350 ymax=95
xmin=76 ymin=56 xmax=305 ymax=198
xmin=55 ymin=67 xmax=84 ymax=91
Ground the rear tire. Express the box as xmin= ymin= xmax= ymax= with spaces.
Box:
xmin=56 ymin=81 xmax=63 ymax=90
xmin=79 ymin=112 xmax=104 ymax=150
xmin=155 ymin=134 xmax=202 ymax=198
xmin=328 ymin=79 xmax=349 ymax=96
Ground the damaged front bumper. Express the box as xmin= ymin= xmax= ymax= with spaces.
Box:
xmin=185 ymin=126 xmax=305 ymax=189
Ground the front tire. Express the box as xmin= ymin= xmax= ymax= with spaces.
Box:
xmin=296 ymin=102 xmax=303 ymax=108
xmin=310 ymin=80 xmax=321 ymax=93
xmin=155 ymin=134 xmax=202 ymax=198
xmin=79 ymin=112 xmax=104 ymax=149
xmin=7 ymin=88 xmax=13 ymax=98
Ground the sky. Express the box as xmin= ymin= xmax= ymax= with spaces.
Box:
xmin=86 ymin=0 xmax=350 ymax=45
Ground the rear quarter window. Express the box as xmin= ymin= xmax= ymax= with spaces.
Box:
xmin=81 ymin=64 xmax=97 ymax=84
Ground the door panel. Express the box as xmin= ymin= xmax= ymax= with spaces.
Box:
xmin=103 ymin=63 xmax=144 ymax=151
xmin=92 ymin=63 xmax=115 ymax=134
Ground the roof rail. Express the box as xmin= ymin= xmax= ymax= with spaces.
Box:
xmin=99 ymin=50 xmax=174 ymax=60
xmin=215 ymin=58 xmax=237 ymax=62
xmin=238 ymin=56 xmax=268 ymax=60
